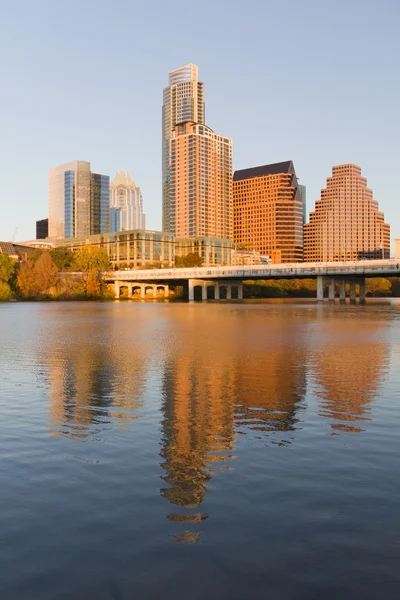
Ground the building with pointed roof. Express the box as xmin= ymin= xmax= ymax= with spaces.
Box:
xmin=110 ymin=171 xmax=146 ymax=232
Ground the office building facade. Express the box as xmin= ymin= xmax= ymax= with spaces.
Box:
xmin=304 ymin=164 xmax=390 ymax=262
xmin=49 ymin=160 xmax=109 ymax=239
xmin=233 ymin=161 xmax=304 ymax=263
xmin=110 ymin=171 xmax=146 ymax=232
xmin=56 ymin=230 xmax=231 ymax=268
xmin=162 ymin=64 xmax=232 ymax=238
xmin=36 ymin=218 xmax=48 ymax=239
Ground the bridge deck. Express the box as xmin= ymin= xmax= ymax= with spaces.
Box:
xmin=103 ymin=259 xmax=400 ymax=282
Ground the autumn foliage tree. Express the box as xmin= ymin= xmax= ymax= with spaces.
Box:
xmin=34 ymin=251 xmax=58 ymax=292
xmin=72 ymin=246 xmax=110 ymax=272
xmin=17 ymin=261 xmax=39 ymax=298
xmin=0 ymin=254 xmax=16 ymax=300
xmin=17 ymin=251 xmax=58 ymax=298
xmin=175 ymin=253 xmax=203 ymax=268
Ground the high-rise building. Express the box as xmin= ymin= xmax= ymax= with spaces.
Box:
xmin=36 ymin=218 xmax=48 ymax=239
xmin=48 ymin=161 xmax=109 ymax=239
xmin=299 ymin=184 xmax=307 ymax=225
xmin=233 ymin=161 xmax=304 ymax=263
xmin=109 ymin=171 xmax=146 ymax=232
xmin=162 ymin=64 xmax=232 ymax=238
xmin=90 ymin=174 xmax=110 ymax=235
xmin=304 ymin=164 xmax=390 ymax=262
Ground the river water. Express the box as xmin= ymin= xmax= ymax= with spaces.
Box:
xmin=0 ymin=300 xmax=399 ymax=599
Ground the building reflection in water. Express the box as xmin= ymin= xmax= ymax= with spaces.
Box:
xmin=159 ymin=311 xmax=307 ymax=541
xmin=44 ymin=314 xmax=148 ymax=438
xmin=309 ymin=320 xmax=390 ymax=432
xmin=41 ymin=304 xmax=390 ymax=543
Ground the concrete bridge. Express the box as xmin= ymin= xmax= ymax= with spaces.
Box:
xmin=103 ymin=259 xmax=400 ymax=302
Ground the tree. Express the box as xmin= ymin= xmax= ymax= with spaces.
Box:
xmin=54 ymin=274 xmax=86 ymax=299
xmin=175 ymin=252 xmax=202 ymax=268
xmin=86 ymin=268 xmax=102 ymax=298
xmin=366 ymin=277 xmax=391 ymax=297
xmin=49 ymin=247 xmax=74 ymax=270
xmin=0 ymin=254 xmax=16 ymax=283
xmin=27 ymin=249 xmax=44 ymax=266
xmin=17 ymin=261 xmax=39 ymax=298
xmin=0 ymin=281 xmax=12 ymax=301
xmin=72 ymin=246 xmax=110 ymax=272
xmin=34 ymin=251 xmax=58 ymax=293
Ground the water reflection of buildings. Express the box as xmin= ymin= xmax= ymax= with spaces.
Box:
xmin=159 ymin=314 xmax=307 ymax=540
xmin=233 ymin=346 xmax=306 ymax=436
xmin=310 ymin=324 xmax=389 ymax=432
xmin=160 ymin=351 xmax=236 ymax=510
xmin=45 ymin=319 xmax=148 ymax=438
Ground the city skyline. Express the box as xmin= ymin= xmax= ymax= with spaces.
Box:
xmin=1 ymin=1 xmax=399 ymax=244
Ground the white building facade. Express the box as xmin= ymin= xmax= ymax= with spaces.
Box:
xmin=109 ymin=171 xmax=146 ymax=232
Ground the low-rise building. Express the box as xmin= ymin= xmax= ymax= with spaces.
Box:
xmin=46 ymin=230 xmax=232 ymax=269
xmin=231 ymin=249 xmax=271 ymax=266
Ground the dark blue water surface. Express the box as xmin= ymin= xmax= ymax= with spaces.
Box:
xmin=0 ymin=301 xmax=399 ymax=599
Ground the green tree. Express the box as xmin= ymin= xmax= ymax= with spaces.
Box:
xmin=54 ymin=274 xmax=86 ymax=300
xmin=49 ymin=247 xmax=74 ymax=270
xmin=0 ymin=253 xmax=16 ymax=283
xmin=72 ymin=246 xmax=110 ymax=272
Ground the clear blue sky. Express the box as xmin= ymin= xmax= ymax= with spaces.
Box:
xmin=1 ymin=0 xmax=399 ymax=244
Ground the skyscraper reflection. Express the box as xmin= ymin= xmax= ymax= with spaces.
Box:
xmin=43 ymin=312 xmax=148 ymax=438
xmin=309 ymin=320 xmax=390 ymax=432
xmin=159 ymin=310 xmax=307 ymax=538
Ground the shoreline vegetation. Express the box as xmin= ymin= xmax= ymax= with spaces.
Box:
xmin=0 ymin=247 xmax=398 ymax=301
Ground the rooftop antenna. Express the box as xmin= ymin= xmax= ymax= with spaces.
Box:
xmin=12 ymin=227 xmax=18 ymax=242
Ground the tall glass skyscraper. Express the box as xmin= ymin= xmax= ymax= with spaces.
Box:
xmin=90 ymin=173 xmax=110 ymax=235
xmin=48 ymin=161 xmax=109 ymax=238
xmin=109 ymin=171 xmax=146 ymax=232
xmin=162 ymin=64 xmax=232 ymax=238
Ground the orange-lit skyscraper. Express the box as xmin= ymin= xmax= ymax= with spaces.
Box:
xmin=233 ymin=161 xmax=304 ymax=263
xmin=304 ymin=164 xmax=390 ymax=262
xmin=162 ymin=64 xmax=232 ymax=238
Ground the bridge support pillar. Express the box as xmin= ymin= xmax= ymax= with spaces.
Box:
xmin=115 ymin=281 xmax=120 ymax=299
xmin=128 ymin=282 xmax=133 ymax=298
xmin=359 ymin=279 xmax=366 ymax=304
xmin=237 ymin=281 xmax=243 ymax=300
xmin=317 ymin=276 xmax=324 ymax=303
xmin=214 ymin=282 xmax=220 ymax=300
xmin=140 ymin=285 xmax=146 ymax=299
xmin=188 ymin=279 xmax=195 ymax=302
xmin=350 ymin=281 xmax=356 ymax=304
xmin=202 ymin=285 xmax=207 ymax=301
xmin=164 ymin=285 xmax=169 ymax=298
xmin=340 ymin=280 xmax=346 ymax=304
xmin=226 ymin=284 xmax=232 ymax=300
xmin=328 ymin=279 xmax=335 ymax=303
